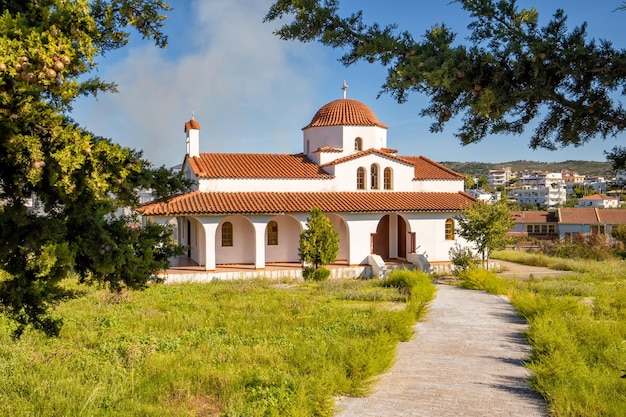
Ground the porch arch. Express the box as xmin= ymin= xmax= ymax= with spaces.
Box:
xmin=326 ymin=213 xmax=349 ymax=263
xmin=215 ymin=215 xmax=255 ymax=265
xmin=265 ymin=214 xmax=302 ymax=263
xmin=372 ymin=213 xmax=411 ymax=260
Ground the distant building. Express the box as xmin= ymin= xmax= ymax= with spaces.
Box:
xmin=509 ymin=172 xmax=567 ymax=207
xmin=576 ymin=194 xmax=619 ymax=209
xmin=487 ymin=167 xmax=512 ymax=188
xmin=509 ymin=208 xmax=626 ymax=240
xmin=584 ymin=176 xmax=607 ymax=193
xmin=466 ymin=189 xmax=501 ymax=203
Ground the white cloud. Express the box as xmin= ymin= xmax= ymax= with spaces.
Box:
xmin=72 ymin=0 xmax=328 ymax=167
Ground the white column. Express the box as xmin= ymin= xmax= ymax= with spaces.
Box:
xmin=250 ymin=216 xmax=272 ymax=270
xmin=199 ymin=218 xmax=220 ymax=271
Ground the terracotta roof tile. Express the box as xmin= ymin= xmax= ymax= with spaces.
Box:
xmin=314 ymin=146 xmax=343 ymax=153
xmin=138 ymin=191 xmax=476 ymax=216
xmin=398 ymin=156 xmax=465 ymax=180
xmin=579 ymin=194 xmax=617 ymax=201
xmin=597 ymin=209 xmax=626 ymax=224
xmin=323 ymin=148 xmax=410 ymax=167
xmin=510 ymin=211 xmax=558 ymax=223
xmin=187 ymin=153 xmax=333 ymax=179
xmin=557 ymin=207 xmax=601 ymax=224
xmin=184 ymin=119 xmax=200 ymax=131
xmin=303 ymin=99 xmax=388 ymax=129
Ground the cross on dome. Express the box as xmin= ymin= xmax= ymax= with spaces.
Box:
xmin=342 ymin=80 xmax=348 ymax=99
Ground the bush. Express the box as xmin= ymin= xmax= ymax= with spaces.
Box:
xmin=449 ymin=243 xmax=477 ymax=275
xmin=379 ymin=269 xmax=436 ymax=317
xmin=302 ymin=267 xmax=331 ymax=281
xmin=456 ymin=267 xmax=509 ymax=295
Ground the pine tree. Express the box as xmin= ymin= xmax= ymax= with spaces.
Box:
xmin=0 ymin=0 xmax=188 ymax=337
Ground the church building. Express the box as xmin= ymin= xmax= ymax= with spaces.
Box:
xmin=138 ymin=87 xmax=475 ymax=275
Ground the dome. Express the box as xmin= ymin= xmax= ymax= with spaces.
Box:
xmin=303 ymin=98 xmax=388 ymax=130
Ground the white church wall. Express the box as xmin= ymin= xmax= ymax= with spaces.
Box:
xmin=411 ymin=179 xmax=465 ymax=193
xmin=265 ymin=214 xmax=302 ymax=263
xmin=198 ymin=178 xmax=336 ymax=192
xmin=341 ymin=125 xmax=387 ymax=151
xmin=215 ymin=215 xmax=255 ymax=264
xmin=331 ymin=154 xmax=414 ymax=191
xmin=406 ymin=213 xmax=465 ymax=263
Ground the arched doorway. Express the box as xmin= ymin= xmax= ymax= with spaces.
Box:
xmin=372 ymin=214 xmax=409 ymax=260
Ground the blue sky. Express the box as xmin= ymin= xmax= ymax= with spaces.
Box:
xmin=71 ymin=1 xmax=626 ymax=168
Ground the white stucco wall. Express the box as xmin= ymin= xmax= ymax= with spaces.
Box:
xmin=198 ymin=177 xmax=335 ymax=192
xmin=331 ymin=155 xmax=415 ymax=191
xmin=265 ymin=215 xmax=302 ymax=263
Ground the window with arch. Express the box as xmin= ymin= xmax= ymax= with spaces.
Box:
xmin=370 ymin=164 xmax=379 ymax=189
xmin=354 ymin=137 xmax=363 ymax=151
xmin=445 ymin=218 xmax=455 ymax=240
xmin=306 ymin=139 xmax=310 ymax=154
xmin=356 ymin=167 xmax=366 ymax=190
xmin=267 ymin=221 xmax=278 ymax=245
xmin=383 ymin=167 xmax=393 ymax=190
xmin=222 ymin=222 xmax=233 ymax=247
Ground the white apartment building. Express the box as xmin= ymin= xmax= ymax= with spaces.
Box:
xmin=577 ymin=194 xmax=619 ymax=208
xmin=487 ymin=167 xmax=512 ymax=188
xmin=509 ymin=172 xmax=567 ymax=207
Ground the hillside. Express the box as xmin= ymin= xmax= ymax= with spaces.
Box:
xmin=439 ymin=160 xmax=614 ymax=178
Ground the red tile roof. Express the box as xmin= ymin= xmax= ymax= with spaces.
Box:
xmin=578 ymin=194 xmax=617 ymax=201
xmin=303 ymin=99 xmax=388 ymax=129
xmin=398 ymin=156 xmax=465 ymax=180
xmin=598 ymin=209 xmax=626 ymax=223
xmin=184 ymin=119 xmax=200 ymax=131
xmin=557 ymin=207 xmax=600 ymax=224
xmin=187 ymin=153 xmax=334 ymax=179
xmin=323 ymin=148 xmax=410 ymax=166
xmin=510 ymin=211 xmax=558 ymax=223
xmin=138 ymin=191 xmax=476 ymax=216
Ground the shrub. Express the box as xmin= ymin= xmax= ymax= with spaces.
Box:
xmin=302 ymin=267 xmax=330 ymax=282
xmin=456 ymin=267 xmax=509 ymax=295
xmin=449 ymin=243 xmax=477 ymax=275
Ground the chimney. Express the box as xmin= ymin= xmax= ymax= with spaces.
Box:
xmin=184 ymin=114 xmax=201 ymax=158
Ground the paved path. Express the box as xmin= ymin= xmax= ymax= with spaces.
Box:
xmin=334 ymin=285 xmax=548 ymax=417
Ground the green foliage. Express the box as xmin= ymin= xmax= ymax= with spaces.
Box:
xmin=379 ymin=269 xmax=436 ymax=317
xmin=299 ymin=207 xmax=339 ymax=270
xmin=0 ymin=1 xmax=192 ymax=336
xmin=456 ymin=267 xmax=509 ymax=295
xmin=448 ymin=242 xmax=477 ymax=275
xmin=302 ymin=266 xmax=331 ymax=281
xmin=0 ymin=277 xmax=434 ymax=416
xmin=266 ymin=1 xmax=626 ymax=158
xmin=474 ymin=251 xmax=626 ymax=415
xmin=455 ymin=201 xmax=515 ymax=267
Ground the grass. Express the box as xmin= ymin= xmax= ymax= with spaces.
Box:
xmin=0 ymin=269 xmax=435 ymax=417
xmin=458 ymin=251 xmax=626 ymax=416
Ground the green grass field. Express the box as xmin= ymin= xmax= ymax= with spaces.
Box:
xmin=0 ymin=269 xmax=435 ymax=416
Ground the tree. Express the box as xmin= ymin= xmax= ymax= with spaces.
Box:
xmin=464 ymin=174 xmax=475 ymax=190
xmin=0 ymin=0 xmax=189 ymax=337
xmin=299 ymin=207 xmax=339 ymax=281
xmin=455 ymin=201 xmax=515 ymax=269
xmin=265 ymin=1 xmax=626 ymax=167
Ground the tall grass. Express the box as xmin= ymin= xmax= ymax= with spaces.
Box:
xmin=0 ymin=270 xmax=435 ymax=416
xmin=463 ymin=252 xmax=626 ymax=416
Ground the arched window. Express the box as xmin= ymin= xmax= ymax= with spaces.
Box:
xmin=356 ymin=167 xmax=366 ymax=190
xmin=222 ymin=222 xmax=233 ymax=247
xmin=370 ymin=164 xmax=379 ymax=189
xmin=383 ymin=167 xmax=393 ymax=190
xmin=267 ymin=221 xmax=278 ymax=245
xmin=354 ymin=137 xmax=363 ymax=151
xmin=445 ymin=218 xmax=455 ymax=240
xmin=306 ymin=139 xmax=310 ymax=154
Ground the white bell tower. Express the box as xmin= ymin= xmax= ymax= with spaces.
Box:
xmin=184 ymin=113 xmax=201 ymax=157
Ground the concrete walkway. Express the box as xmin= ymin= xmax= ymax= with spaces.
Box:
xmin=334 ymin=285 xmax=548 ymax=417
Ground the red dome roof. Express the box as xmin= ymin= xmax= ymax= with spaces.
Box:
xmin=303 ymin=99 xmax=387 ymax=129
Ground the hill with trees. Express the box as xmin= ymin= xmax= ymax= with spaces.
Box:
xmin=439 ymin=160 xmax=614 ymax=179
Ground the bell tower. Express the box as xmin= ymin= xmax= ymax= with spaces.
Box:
xmin=184 ymin=113 xmax=201 ymax=157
